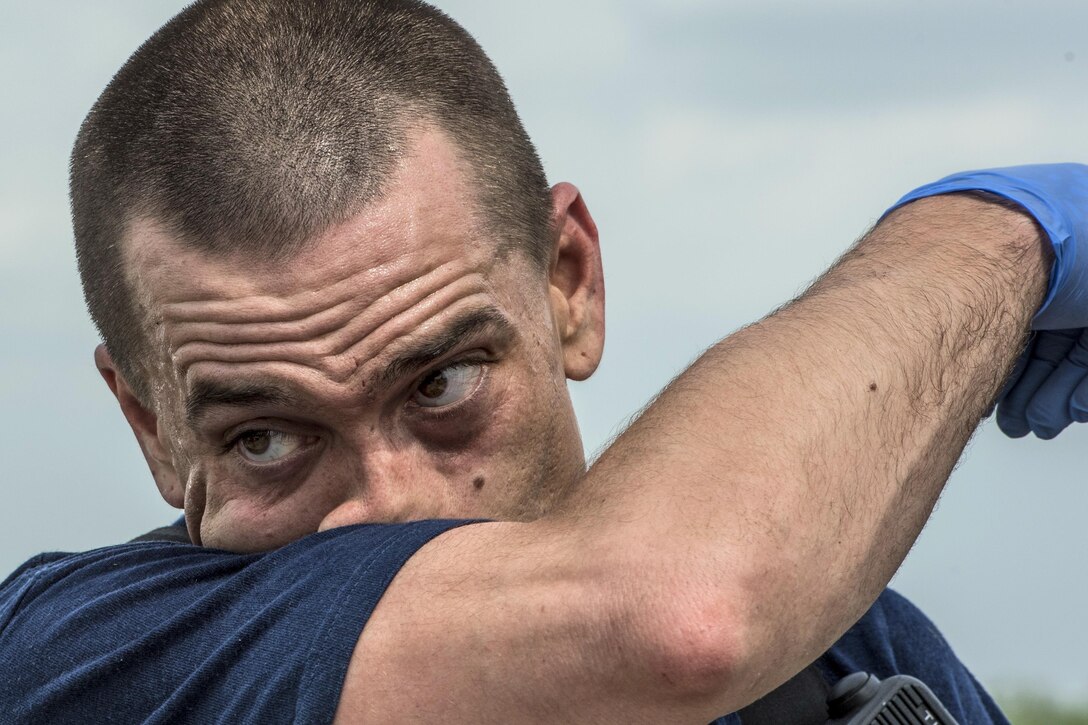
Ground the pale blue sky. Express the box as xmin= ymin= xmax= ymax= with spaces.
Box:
xmin=3 ymin=0 xmax=1087 ymax=700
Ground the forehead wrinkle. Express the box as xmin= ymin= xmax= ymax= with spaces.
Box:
xmin=323 ymin=272 xmax=491 ymax=361
xmin=170 ymin=296 xmax=365 ymax=351
xmin=164 ymin=258 xmax=468 ymax=350
xmin=170 ymin=270 xmax=493 ymax=385
xmin=335 ymin=287 xmax=499 ymax=389
xmin=176 ymin=296 xmax=509 ymax=423
xmin=159 ymin=255 xmax=450 ymax=325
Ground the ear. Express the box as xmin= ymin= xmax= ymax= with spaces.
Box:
xmin=547 ymin=182 xmax=605 ymax=381
xmin=94 ymin=345 xmax=185 ymax=509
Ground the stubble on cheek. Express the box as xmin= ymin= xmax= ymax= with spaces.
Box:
xmin=498 ymin=373 xmax=587 ymax=522
xmin=514 ymin=419 xmax=583 ymax=521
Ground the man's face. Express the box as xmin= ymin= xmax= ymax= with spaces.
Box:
xmin=111 ymin=126 xmax=603 ymax=552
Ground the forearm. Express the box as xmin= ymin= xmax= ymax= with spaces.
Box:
xmin=564 ymin=194 xmax=1050 ymax=709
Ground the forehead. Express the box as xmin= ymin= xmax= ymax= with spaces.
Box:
xmin=125 ymin=126 xmax=489 ymax=305
xmin=123 ymin=127 xmax=531 ymax=402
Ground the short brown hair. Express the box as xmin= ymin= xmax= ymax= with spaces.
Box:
xmin=71 ymin=0 xmax=552 ymax=403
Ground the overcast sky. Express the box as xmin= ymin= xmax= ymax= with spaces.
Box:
xmin=3 ymin=0 xmax=1088 ymax=701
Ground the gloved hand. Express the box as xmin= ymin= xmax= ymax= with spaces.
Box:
xmin=995 ymin=329 xmax=1088 ymax=438
xmin=886 ymin=164 xmax=1088 ymax=438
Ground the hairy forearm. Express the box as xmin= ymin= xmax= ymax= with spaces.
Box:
xmin=566 ymin=194 xmax=1050 ymax=711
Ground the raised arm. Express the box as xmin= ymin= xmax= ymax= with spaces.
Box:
xmin=338 ymin=193 xmax=1049 ymax=723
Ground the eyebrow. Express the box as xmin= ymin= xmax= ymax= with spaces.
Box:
xmin=183 ymin=306 xmax=515 ymax=426
xmin=185 ymin=380 xmax=299 ymax=427
xmin=374 ymin=306 xmax=516 ymax=391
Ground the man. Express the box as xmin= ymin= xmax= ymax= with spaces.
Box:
xmin=3 ymin=0 xmax=1086 ymax=722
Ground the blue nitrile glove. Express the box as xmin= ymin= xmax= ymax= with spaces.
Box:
xmin=887 ymin=164 xmax=1088 ymax=439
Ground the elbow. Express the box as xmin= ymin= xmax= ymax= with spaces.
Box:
xmin=639 ymin=592 xmax=751 ymax=703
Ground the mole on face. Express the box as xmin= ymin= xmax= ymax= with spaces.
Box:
xmin=472 ymin=476 xmax=485 ymax=491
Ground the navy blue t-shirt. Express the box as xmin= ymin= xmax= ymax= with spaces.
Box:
xmin=0 ymin=521 xmax=1008 ymax=724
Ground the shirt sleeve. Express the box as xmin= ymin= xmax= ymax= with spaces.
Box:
xmin=814 ymin=588 xmax=1011 ymax=725
xmin=0 ymin=519 xmax=476 ymax=725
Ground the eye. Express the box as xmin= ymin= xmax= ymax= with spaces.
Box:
xmin=411 ymin=362 xmax=484 ymax=408
xmin=235 ymin=430 xmax=309 ymax=464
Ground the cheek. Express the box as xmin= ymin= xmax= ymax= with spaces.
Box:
xmin=432 ymin=364 xmax=580 ymax=515
xmin=194 ymin=455 xmax=343 ymax=551
xmin=199 ymin=487 xmax=332 ymax=552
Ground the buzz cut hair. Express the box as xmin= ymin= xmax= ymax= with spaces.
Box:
xmin=70 ymin=0 xmax=553 ymax=404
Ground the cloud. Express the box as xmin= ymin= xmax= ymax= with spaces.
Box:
xmin=0 ymin=197 xmax=73 ymax=270
xmin=638 ymin=93 xmax=1053 ymax=192
xmin=583 ymin=90 xmax=1088 ymax=336
xmin=440 ymin=1 xmax=636 ymax=81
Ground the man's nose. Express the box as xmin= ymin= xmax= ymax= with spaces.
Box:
xmin=316 ymin=446 xmax=447 ymax=532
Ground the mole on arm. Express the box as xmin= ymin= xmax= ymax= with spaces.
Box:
xmin=473 ymin=476 xmax=485 ymax=490
xmin=868 ymin=382 xmax=878 ymax=392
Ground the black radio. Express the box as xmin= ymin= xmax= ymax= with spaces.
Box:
xmin=828 ymin=672 xmax=959 ymax=724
